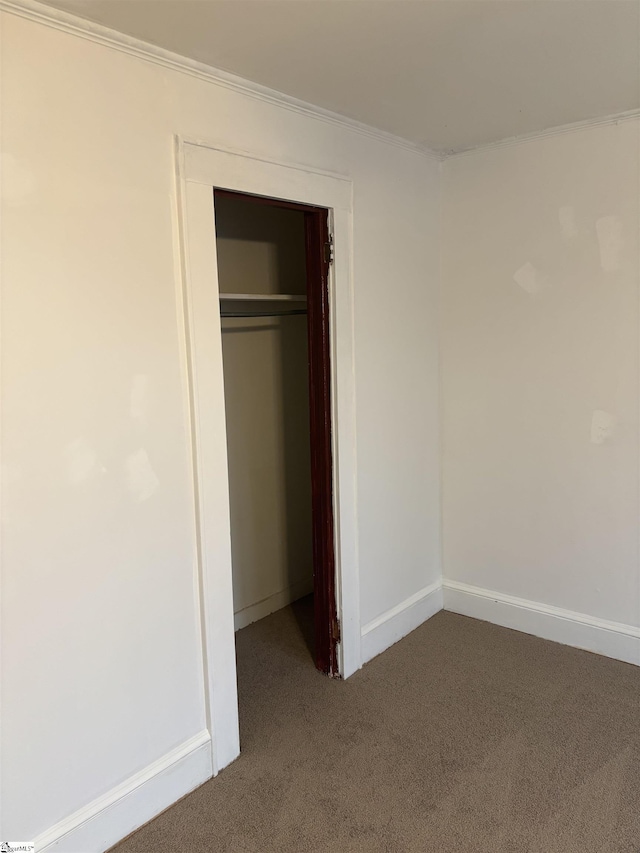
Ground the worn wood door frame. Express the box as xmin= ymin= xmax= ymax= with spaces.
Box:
xmin=175 ymin=138 xmax=360 ymax=775
xmin=214 ymin=188 xmax=339 ymax=675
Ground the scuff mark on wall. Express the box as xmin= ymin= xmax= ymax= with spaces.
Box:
xmin=513 ymin=262 xmax=546 ymax=296
xmin=596 ymin=216 xmax=623 ymax=272
xmin=590 ymin=410 xmax=616 ymax=444
xmin=65 ymin=438 xmax=99 ymax=484
xmin=130 ymin=374 xmax=149 ymax=430
xmin=558 ymin=206 xmax=578 ymax=240
xmin=125 ymin=449 xmax=159 ymax=502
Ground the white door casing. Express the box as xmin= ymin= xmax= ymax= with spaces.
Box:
xmin=175 ymin=137 xmax=361 ymax=774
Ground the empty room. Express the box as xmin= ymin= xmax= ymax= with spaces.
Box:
xmin=2 ymin=1 xmax=639 ymax=851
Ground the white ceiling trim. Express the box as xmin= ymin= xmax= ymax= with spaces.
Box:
xmin=3 ymin=0 xmax=637 ymax=162
xmin=0 ymin=0 xmax=441 ymax=161
xmin=447 ymin=108 xmax=640 ymax=159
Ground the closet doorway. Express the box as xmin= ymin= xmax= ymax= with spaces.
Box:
xmin=214 ymin=189 xmax=338 ymax=676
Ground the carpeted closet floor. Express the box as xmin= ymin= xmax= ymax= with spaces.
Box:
xmin=111 ymin=600 xmax=640 ymax=852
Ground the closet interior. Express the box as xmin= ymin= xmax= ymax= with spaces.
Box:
xmin=215 ymin=191 xmax=316 ymax=642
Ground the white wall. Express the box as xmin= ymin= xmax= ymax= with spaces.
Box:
xmin=0 ymin=9 xmax=441 ymax=845
xmin=441 ymin=120 xmax=640 ymax=640
xmin=215 ymin=198 xmax=313 ymax=628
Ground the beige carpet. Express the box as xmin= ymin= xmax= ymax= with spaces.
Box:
xmin=111 ymin=600 xmax=640 ymax=852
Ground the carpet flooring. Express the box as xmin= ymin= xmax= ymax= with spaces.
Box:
xmin=111 ymin=600 xmax=640 ymax=852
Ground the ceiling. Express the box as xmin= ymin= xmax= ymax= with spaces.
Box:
xmin=36 ymin=0 xmax=640 ymax=153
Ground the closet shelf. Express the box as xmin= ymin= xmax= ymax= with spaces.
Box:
xmin=219 ymin=293 xmax=306 ymax=302
xmin=220 ymin=292 xmax=307 ymax=319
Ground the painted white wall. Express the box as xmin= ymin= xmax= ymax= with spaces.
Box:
xmin=0 ymin=9 xmax=441 ymax=844
xmin=215 ymin=198 xmax=313 ymax=629
xmin=441 ymin=120 xmax=640 ymax=631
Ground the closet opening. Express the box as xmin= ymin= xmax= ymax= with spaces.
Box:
xmin=214 ymin=188 xmax=339 ymax=677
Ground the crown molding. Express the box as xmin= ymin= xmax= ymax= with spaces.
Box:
xmin=444 ymin=108 xmax=640 ymax=159
xmin=3 ymin=0 xmax=633 ymax=164
xmin=0 ymin=0 xmax=442 ymax=162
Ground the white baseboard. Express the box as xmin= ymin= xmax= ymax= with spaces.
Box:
xmin=444 ymin=580 xmax=640 ymax=667
xmin=234 ymin=578 xmax=313 ymax=631
xmin=34 ymin=730 xmax=212 ymax=853
xmin=361 ymin=581 xmax=443 ymax=664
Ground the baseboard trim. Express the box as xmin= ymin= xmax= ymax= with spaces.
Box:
xmin=361 ymin=581 xmax=443 ymax=664
xmin=443 ymin=580 xmax=640 ymax=667
xmin=234 ymin=579 xmax=313 ymax=631
xmin=34 ymin=730 xmax=212 ymax=852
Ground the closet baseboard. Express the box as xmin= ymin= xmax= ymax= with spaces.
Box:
xmin=234 ymin=578 xmax=314 ymax=631
xmin=360 ymin=581 xmax=443 ymax=664
xmin=443 ymin=580 xmax=640 ymax=667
